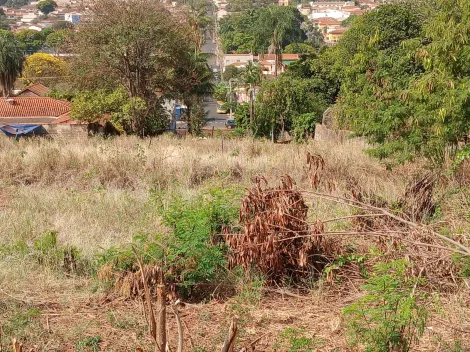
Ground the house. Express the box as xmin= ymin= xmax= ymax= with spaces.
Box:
xmin=14 ymin=83 xmax=51 ymax=97
xmin=222 ymin=54 xmax=255 ymax=71
xmin=325 ymin=27 xmax=347 ymax=44
xmin=0 ymin=97 xmax=87 ymax=137
xmin=222 ymin=53 xmax=300 ymax=76
xmin=278 ymin=0 xmax=291 ymax=6
xmin=312 ymin=17 xmax=342 ymax=33
xmin=310 ymin=10 xmax=349 ymax=22
xmin=64 ymin=12 xmax=82 ymax=24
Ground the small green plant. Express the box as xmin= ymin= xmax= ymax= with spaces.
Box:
xmin=2 ymin=308 xmax=42 ymax=337
xmin=343 ymin=260 xmax=428 ymax=352
xmin=273 ymin=328 xmax=320 ymax=352
xmin=75 ymin=336 xmax=102 ymax=352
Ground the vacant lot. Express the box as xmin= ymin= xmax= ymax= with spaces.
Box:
xmin=0 ymin=135 xmax=468 ymax=351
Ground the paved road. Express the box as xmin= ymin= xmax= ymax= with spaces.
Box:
xmin=203 ymin=98 xmax=231 ymax=129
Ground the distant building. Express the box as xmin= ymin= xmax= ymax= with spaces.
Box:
xmin=325 ymin=27 xmax=348 ymax=44
xmin=278 ymin=0 xmax=291 ymax=6
xmin=64 ymin=12 xmax=82 ymax=24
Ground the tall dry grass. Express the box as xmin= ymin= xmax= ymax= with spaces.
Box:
xmin=0 ymin=135 xmax=469 ymax=351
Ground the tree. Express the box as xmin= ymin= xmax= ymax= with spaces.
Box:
xmin=71 ymin=0 xmax=195 ymax=135
xmin=254 ymin=76 xmax=324 ymax=139
xmin=45 ymin=29 xmax=72 ymax=55
xmin=21 ymin=53 xmax=67 ymax=86
xmin=189 ymin=102 xmax=208 ymax=135
xmin=222 ymin=65 xmax=242 ymax=82
xmin=219 ymin=6 xmax=305 ymax=55
xmin=5 ymin=0 xmax=28 ymax=9
xmin=178 ymin=50 xmax=214 ymax=132
xmin=0 ymin=30 xmax=23 ymax=96
xmin=256 ymin=6 xmax=306 ymax=76
xmin=242 ymin=60 xmax=261 ymax=127
xmin=15 ymin=29 xmax=46 ymax=54
xmin=284 ymin=42 xmax=316 ymax=54
xmin=213 ymin=82 xmax=229 ymax=102
xmin=37 ymin=0 xmax=57 ymax=16
xmin=0 ymin=9 xmax=12 ymax=31
xmin=187 ymin=0 xmax=213 ymax=50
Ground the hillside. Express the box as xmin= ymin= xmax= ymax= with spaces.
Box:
xmin=0 ymin=135 xmax=469 ymax=351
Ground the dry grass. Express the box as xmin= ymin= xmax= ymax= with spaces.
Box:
xmin=0 ymin=134 xmax=469 ymax=351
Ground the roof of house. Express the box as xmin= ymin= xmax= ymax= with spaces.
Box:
xmin=15 ymin=83 xmax=51 ymax=97
xmin=0 ymin=97 xmax=71 ymax=120
xmin=259 ymin=54 xmax=300 ymax=61
xmin=329 ymin=27 xmax=348 ymax=35
xmin=314 ymin=17 xmax=341 ymax=25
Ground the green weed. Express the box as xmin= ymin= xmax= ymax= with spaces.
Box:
xmin=75 ymin=336 xmax=102 ymax=352
xmin=273 ymin=328 xmax=321 ymax=352
xmin=343 ymin=260 xmax=428 ymax=352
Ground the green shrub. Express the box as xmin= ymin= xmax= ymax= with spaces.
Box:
xmin=161 ymin=187 xmax=240 ymax=290
xmin=274 ymin=328 xmax=321 ymax=352
xmin=343 ymin=260 xmax=428 ymax=352
xmin=98 ymin=187 xmax=241 ymax=298
xmin=75 ymin=336 xmax=102 ymax=352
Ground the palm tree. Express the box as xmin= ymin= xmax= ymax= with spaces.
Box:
xmin=187 ymin=0 xmax=213 ymax=51
xmin=0 ymin=30 xmax=23 ymax=97
xmin=183 ymin=50 xmax=214 ymax=134
xmin=242 ymin=61 xmax=262 ymax=128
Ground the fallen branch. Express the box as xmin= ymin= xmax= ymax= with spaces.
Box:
xmin=221 ymin=319 xmax=238 ymax=352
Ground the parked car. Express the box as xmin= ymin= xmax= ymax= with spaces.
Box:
xmin=225 ymin=119 xmax=236 ymax=129
xmin=216 ymin=101 xmax=228 ymax=114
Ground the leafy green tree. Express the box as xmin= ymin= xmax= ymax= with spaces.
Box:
xmin=0 ymin=9 xmax=12 ymax=31
xmin=255 ymin=6 xmax=306 ymax=75
xmin=222 ymin=65 xmax=242 ymax=81
xmin=5 ymin=0 xmax=28 ymax=9
xmin=71 ymin=0 xmax=195 ymax=135
xmin=234 ymin=102 xmax=250 ymax=131
xmin=292 ymin=112 xmax=317 ymax=142
xmin=219 ymin=6 xmax=305 ymax=55
xmin=213 ymin=82 xmax=229 ymax=102
xmin=0 ymin=30 xmax=23 ymax=96
xmin=283 ymin=42 xmax=315 ymax=54
xmin=15 ymin=29 xmax=46 ymax=54
xmin=335 ymin=1 xmax=470 ymax=165
xmin=45 ymin=29 xmax=72 ymax=55
xmin=341 ymin=14 xmax=357 ymax=27
xmin=254 ymin=76 xmax=324 ymax=139
xmin=189 ymin=102 xmax=208 ymax=135
xmin=37 ymin=0 xmax=57 ymax=16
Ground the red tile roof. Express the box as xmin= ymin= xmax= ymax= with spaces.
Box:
xmin=329 ymin=27 xmax=348 ymax=35
xmin=259 ymin=54 xmax=300 ymax=61
xmin=313 ymin=17 xmax=341 ymax=25
xmin=0 ymin=97 xmax=71 ymax=119
xmin=15 ymin=83 xmax=51 ymax=97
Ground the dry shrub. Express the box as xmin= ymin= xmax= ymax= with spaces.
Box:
xmin=400 ymin=173 xmax=437 ymax=222
xmin=224 ymin=175 xmax=329 ymax=283
xmin=189 ymin=159 xmax=214 ymax=186
xmin=98 ymin=263 xmax=162 ymax=299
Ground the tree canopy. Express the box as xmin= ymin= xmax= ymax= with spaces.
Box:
xmin=37 ymin=0 xmax=57 ymax=16
xmin=21 ymin=53 xmax=67 ymax=87
xmin=0 ymin=30 xmax=23 ymax=96
xmin=219 ymin=6 xmax=305 ymax=54
xmin=70 ymin=0 xmax=206 ymax=135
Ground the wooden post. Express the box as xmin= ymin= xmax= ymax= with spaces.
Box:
xmin=155 ymin=268 xmax=166 ymax=352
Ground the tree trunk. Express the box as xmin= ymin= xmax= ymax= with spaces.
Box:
xmin=155 ymin=268 xmax=166 ymax=352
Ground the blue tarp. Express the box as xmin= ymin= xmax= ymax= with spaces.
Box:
xmin=0 ymin=124 xmax=42 ymax=139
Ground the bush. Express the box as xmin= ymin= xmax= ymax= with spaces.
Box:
xmin=343 ymin=260 xmax=428 ymax=352
xmin=98 ymin=187 xmax=241 ymax=298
